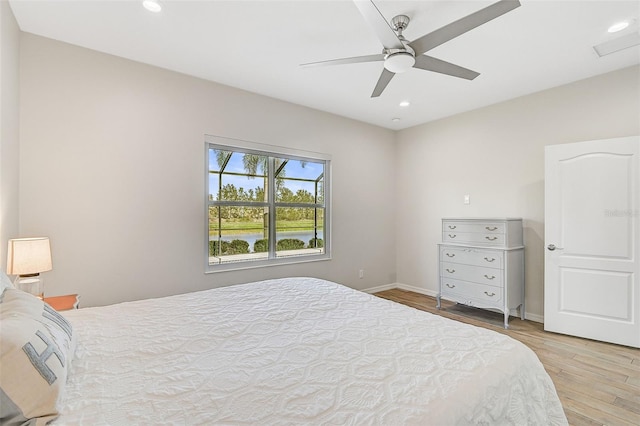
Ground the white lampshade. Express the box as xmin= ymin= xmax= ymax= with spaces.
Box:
xmin=6 ymin=237 xmax=53 ymax=275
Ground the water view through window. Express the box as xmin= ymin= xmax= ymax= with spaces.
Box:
xmin=206 ymin=142 xmax=329 ymax=268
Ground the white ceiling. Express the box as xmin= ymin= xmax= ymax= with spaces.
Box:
xmin=8 ymin=0 xmax=640 ymax=130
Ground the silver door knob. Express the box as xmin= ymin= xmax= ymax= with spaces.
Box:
xmin=547 ymin=244 xmax=564 ymax=251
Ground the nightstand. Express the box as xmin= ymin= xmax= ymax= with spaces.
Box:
xmin=44 ymin=294 xmax=80 ymax=311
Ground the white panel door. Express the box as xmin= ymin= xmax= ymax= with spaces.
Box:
xmin=544 ymin=136 xmax=639 ymax=348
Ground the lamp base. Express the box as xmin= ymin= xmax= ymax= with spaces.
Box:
xmin=14 ymin=274 xmax=44 ymax=300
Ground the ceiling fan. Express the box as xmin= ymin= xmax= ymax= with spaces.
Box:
xmin=302 ymin=0 xmax=521 ymax=97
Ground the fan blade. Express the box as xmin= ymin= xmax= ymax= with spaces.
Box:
xmin=301 ymin=54 xmax=385 ymax=68
xmin=353 ymin=0 xmax=404 ymax=50
xmin=371 ymin=68 xmax=395 ymax=98
xmin=409 ymin=0 xmax=521 ymax=56
xmin=414 ymin=55 xmax=480 ymax=80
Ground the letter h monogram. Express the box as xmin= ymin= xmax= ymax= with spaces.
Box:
xmin=23 ymin=330 xmax=65 ymax=385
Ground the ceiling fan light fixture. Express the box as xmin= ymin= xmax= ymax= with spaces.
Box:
xmin=384 ymin=52 xmax=415 ymax=74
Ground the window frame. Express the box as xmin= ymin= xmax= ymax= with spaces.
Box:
xmin=205 ymin=135 xmax=331 ymax=273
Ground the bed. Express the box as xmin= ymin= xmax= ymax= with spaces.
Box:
xmin=1 ymin=276 xmax=567 ymax=425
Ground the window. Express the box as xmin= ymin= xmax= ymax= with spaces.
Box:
xmin=205 ymin=136 xmax=330 ymax=271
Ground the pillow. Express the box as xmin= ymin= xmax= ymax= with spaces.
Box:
xmin=0 ymin=269 xmax=13 ymax=294
xmin=0 ymin=288 xmax=75 ymax=425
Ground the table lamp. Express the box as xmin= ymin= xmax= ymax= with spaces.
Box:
xmin=6 ymin=237 xmax=52 ymax=300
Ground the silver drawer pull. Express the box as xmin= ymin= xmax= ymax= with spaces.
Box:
xmin=448 ymin=234 xmax=457 ymax=238
xmin=446 ymin=283 xmax=456 ymax=289
xmin=484 ymin=275 xmax=496 ymax=280
xmin=485 ymin=236 xmax=498 ymax=241
xmin=446 ymin=268 xmax=455 ymax=273
xmin=446 ymin=253 xmax=455 ymax=258
xmin=484 ymin=257 xmax=496 ymax=262
xmin=484 ymin=291 xmax=496 ymax=297
xmin=448 ymin=225 xmax=457 ymax=230
xmin=485 ymin=226 xmax=498 ymax=231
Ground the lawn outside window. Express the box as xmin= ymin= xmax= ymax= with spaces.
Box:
xmin=205 ymin=136 xmax=331 ymax=272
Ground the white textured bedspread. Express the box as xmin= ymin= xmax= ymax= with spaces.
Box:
xmin=57 ymin=277 xmax=566 ymax=425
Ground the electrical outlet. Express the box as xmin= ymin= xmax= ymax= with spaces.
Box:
xmin=464 ymin=194 xmax=470 ymax=205
xmin=359 ymin=269 xmax=364 ymax=279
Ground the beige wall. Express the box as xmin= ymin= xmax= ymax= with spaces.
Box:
xmin=19 ymin=34 xmax=397 ymax=307
xmin=15 ymin=29 xmax=640 ymax=319
xmin=395 ymin=65 xmax=640 ymax=321
xmin=0 ymin=0 xmax=20 ymax=271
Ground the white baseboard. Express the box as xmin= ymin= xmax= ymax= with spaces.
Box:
xmin=361 ymin=282 xmax=437 ymax=297
xmin=360 ymin=283 xmax=396 ymax=294
xmin=395 ymin=283 xmax=438 ymax=298
xmin=362 ymin=282 xmax=544 ymax=324
xmin=524 ymin=313 xmax=543 ymax=323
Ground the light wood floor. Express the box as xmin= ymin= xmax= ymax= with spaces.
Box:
xmin=374 ymin=289 xmax=640 ymax=426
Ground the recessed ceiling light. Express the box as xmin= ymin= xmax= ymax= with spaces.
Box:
xmin=608 ymin=21 xmax=629 ymax=33
xmin=399 ymin=101 xmax=410 ymax=107
xmin=143 ymin=0 xmax=162 ymax=13
xmin=391 ymin=118 xmax=401 ymax=122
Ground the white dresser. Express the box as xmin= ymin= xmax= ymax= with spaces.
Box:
xmin=437 ymin=218 xmax=524 ymax=328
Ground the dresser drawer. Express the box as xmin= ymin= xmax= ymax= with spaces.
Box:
xmin=439 ymin=246 xmax=503 ymax=269
xmin=440 ymin=278 xmax=503 ymax=306
xmin=442 ymin=232 xmax=505 ymax=246
xmin=441 ymin=261 xmax=503 ymax=286
xmin=442 ymin=221 xmax=505 ymax=234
